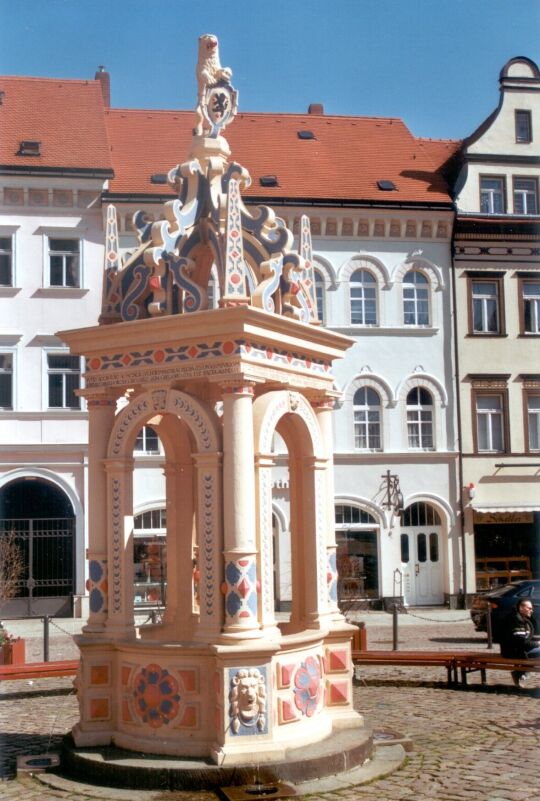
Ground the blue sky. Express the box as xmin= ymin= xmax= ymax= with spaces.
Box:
xmin=1 ymin=0 xmax=539 ymax=140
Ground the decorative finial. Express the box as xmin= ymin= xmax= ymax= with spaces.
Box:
xmin=194 ymin=34 xmax=237 ymax=137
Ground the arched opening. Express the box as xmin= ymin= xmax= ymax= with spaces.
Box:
xmin=400 ymin=502 xmax=443 ymax=606
xmin=0 ymin=478 xmax=75 ymax=616
xmin=335 ymin=504 xmax=380 ymax=608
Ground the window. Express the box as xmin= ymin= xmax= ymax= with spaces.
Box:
xmin=476 ymin=394 xmax=504 ymax=452
xmin=513 ymin=178 xmax=538 ymax=215
xmin=0 ymin=353 xmax=13 ymax=409
xmin=406 ymin=387 xmax=433 ymax=449
xmin=350 ymin=269 xmax=377 ymax=325
xmin=403 ymin=270 xmax=429 ymax=326
xmin=48 ymin=238 xmax=80 ymax=287
xmin=515 ymin=110 xmax=532 ymax=144
xmin=134 ymin=426 xmax=161 ymax=454
xmin=0 ymin=236 xmax=12 ymax=286
xmin=353 ymin=387 xmax=381 ymax=450
xmin=47 ymin=353 xmax=81 ymax=409
xmin=472 ymin=280 xmax=500 ymax=333
xmin=527 ymin=395 xmax=540 ymax=451
xmin=480 ymin=177 xmax=505 ymax=214
xmin=522 ymin=279 xmax=540 ymax=334
xmin=314 ymin=270 xmax=325 ymax=323
xmin=335 ymin=505 xmax=379 ymax=600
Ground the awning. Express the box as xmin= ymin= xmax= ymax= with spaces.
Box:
xmin=472 ymin=505 xmax=540 ymax=513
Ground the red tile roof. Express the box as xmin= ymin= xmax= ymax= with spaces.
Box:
xmin=0 ymin=74 xmax=457 ymax=204
xmin=105 ymin=108 xmax=456 ymax=204
xmin=0 ymin=77 xmax=112 ymax=172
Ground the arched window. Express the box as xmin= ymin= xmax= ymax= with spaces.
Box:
xmin=406 ymin=387 xmax=434 ymax=449
xmin=353 ymin=387 xmax=382 ymax=450
xmin=314 ymin=269 xmax=325 ymax=324
xmin=350 ymin=269 xmax=377 ymax=325
xmin=403 ymin=270 xmax=429 ymax=325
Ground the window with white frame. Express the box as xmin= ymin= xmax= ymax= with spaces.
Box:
xmin=515 ymin=110 xmax=532 ymax=144
xmin=472 ymin=280 xmax=500 ymax=333
xmin=0 ymin=236 xmax=13 ymax=286
xmin=47 ymin=352 xmax=81 ymax=409
xmin=350 ymin=269 xmax=377 ymax=325
xmin=513 ymin=178 xmax=538 ymax=215
xmin=353 ymin=387 xmax=381 ymax=450
xmin=406 ymin=387 xmax=433 ymax=449
xmin=480 ymin=177 xmax=505 ymax=214
xmin=48 ymin=238 xmax=81 ymax=287
xmin=527 ymin=395 xmax=540 ymax=451
xmin=314 ymin=269 xmax=325 ymax=324
xmin=522 ymin=280 xmax=540 ymax=334
xmin=134 ymin=425 xmax=161 ymax=455
xmin=476 ymin=394 xmax=504 ymax=452
xmin=0 ymin=353 xmax=13 ymax=409
xmin=403 ymin=270 xmax=429 ymax=326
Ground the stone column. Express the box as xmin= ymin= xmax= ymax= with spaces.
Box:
xmin=193 ymin=452 xmax=223 ymax=640
xmin=220 ymin=383 xmax=261 ymax=639
xmin=255 ymin=451 xmax=280 ymax=638
xmin=83 ymin=394 xmax=117 ymax=633
xmin=103 ymin=457 xmax=136 ymax=639
xmin=300 ymin=454 xmax=332 ymax=629
xmin=312 ymin=398 xmax=342 ymax=620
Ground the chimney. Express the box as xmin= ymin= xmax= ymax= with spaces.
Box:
xmin=95 ymin=65 xmax=110 ymax=107
xmin=308 ymin=103 xmax=324 ymax=115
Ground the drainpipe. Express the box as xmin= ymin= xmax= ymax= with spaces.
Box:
xmin=450 ymin=209 xmax=467 ymax=608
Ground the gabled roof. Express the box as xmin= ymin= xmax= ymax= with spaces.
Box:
xmin=0 ymin=76 xmax=113 ymax=174
xmin=105 ymin=108 xmax=455 ymax=205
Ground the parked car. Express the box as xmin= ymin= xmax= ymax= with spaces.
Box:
xmin=470 ymin=580 xmax=540 ymax=640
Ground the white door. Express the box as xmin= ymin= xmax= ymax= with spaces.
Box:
xmin=400 ymin=528 xmax=443 ymax=606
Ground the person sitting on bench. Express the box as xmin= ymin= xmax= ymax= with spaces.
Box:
xmin=499 ymin=599 xmax=540 ymax=688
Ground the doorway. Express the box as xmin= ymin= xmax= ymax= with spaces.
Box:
xmin=400 ymin=502 xmax=443 ymax=606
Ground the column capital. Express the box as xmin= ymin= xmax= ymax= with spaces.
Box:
xmin=103 ymin=457 xmax=135 ymax=473
xmin=81 ymin=387 xmax=119 ymax=406
xmin=220 ymin=382 xmax=256 ymax=397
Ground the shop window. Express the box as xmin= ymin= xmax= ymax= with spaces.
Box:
xmin=335 ymin=505 xmax=379 ymax=601
xmin=133 ymin=508 xmax=167 ymax=607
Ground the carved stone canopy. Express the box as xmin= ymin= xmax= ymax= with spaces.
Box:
xmin=100 ymin=36 xmax=318 ymax=329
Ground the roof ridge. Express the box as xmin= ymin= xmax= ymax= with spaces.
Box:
xmin=0 ymin=75 xmax=99 ymax=85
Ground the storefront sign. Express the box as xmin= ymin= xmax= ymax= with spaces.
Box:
xmin=473 ymin=511 xmax=533 ymax=524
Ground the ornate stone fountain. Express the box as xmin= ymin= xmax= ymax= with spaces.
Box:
xmin=60 ymin=34 xmax=370 ymax=785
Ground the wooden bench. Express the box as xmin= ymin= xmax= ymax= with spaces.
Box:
xmin=351 ymin=649 xmax=540 ymax=688
xmin=453 ymin=653 xmax=540 ymax=686
xmin=0 ymin=659 xmax=79 ymax=682
xmin=351 ymin=649 xmax=459 ymax=685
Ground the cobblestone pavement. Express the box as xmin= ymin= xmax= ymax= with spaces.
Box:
xmin=1 ymin=611 xmax=539 ymax=800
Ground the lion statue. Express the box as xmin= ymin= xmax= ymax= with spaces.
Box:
xmin=194 ymin=34 xmax=233 ymax=136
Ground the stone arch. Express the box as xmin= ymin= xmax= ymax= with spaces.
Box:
xmin=108 ymin=387 xmax=221 ymax=459
xmin=402 ymin=492 xmax=454 ymax=528
xmin=253 ymin=390 xmax=328 ymax=632
xmin=393 ymin=258 xmax=445 ymax=291
xmin=396 ymin=372 xmax=448 ymax=407
xmin=338 ymin=254 xmax=391 ymax=289
xmin=344 ymin=372 xmax=395 ymax=407
xmin=312 ymin=254 xmax=337 ymax=290
xmin=254 ymin=390 xmax=324 ymax=459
